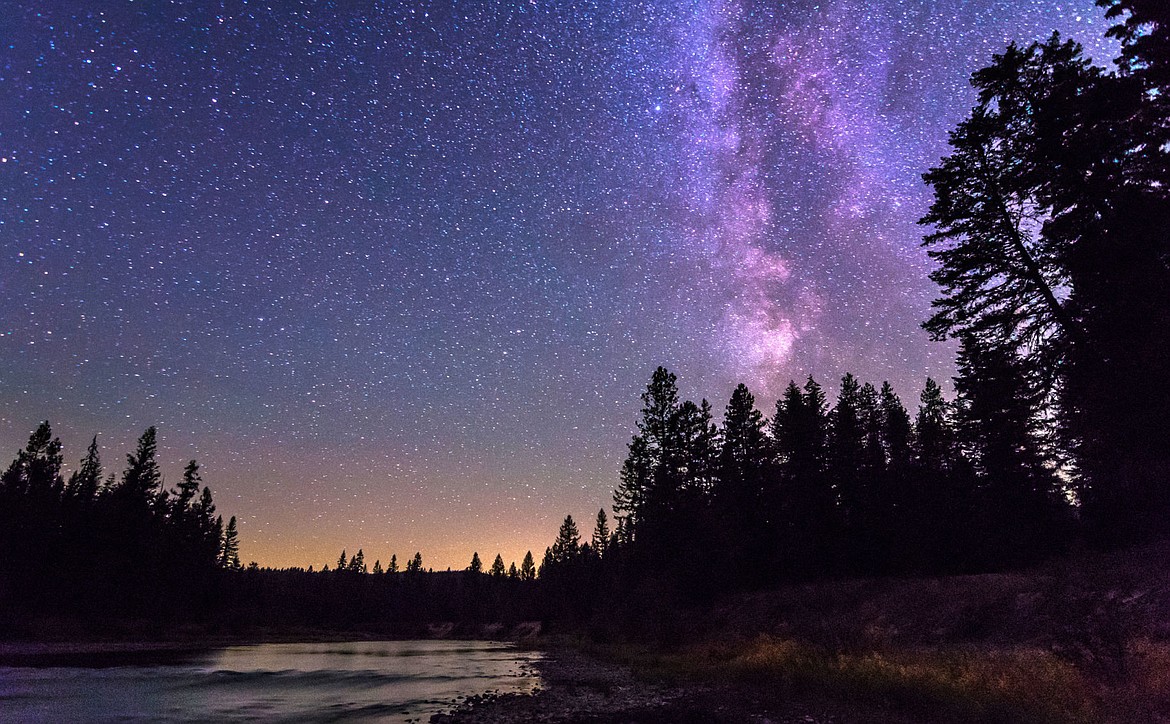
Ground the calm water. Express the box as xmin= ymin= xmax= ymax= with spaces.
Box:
xmin=0 ymin=640 xmax=542 ymax=723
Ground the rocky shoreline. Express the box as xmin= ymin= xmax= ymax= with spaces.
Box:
xmin=429 ymin=645 xmax=894 ymax=724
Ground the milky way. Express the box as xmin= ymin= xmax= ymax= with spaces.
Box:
xmin=0 ymin=1 xmax=1114 ymax=569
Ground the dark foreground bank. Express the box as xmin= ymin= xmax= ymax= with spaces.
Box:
xmin=431 ymin=644 xmax=929 ymax=724
xmin=435 ymin=543 xmax=1170 ymax=723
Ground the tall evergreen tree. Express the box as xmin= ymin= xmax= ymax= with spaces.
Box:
xmin=714 ymin=383 xmax=770 ymax=581
xmin=349 ymin=549 xmax=366 ymax=573
xmin=220 ymin=516 xmax=241 ymax=569
xmin=2 ymin=421 xmax=64 ymax=499
xmin=490 ymin=553 xmax=506 ymax=577
xmin=923 ymin=28 xmax=1170 ymax=542
xmin=718 ymin=384 xmax=768 ymax=504
xmin=613 ymin=367 xmax=681 ymax=537
xmin=193 ymin=486 xmax=221 ymax=564
xmin=116 ymin=427 xmax=163 ymax=511
xmin=920 ymin=37 xmax=1090 ymax=368
xmin=407 ymin=552 xmax=423 ymax=573
xmin=468 ymin=551 xmax=483 ymax=573
xmin=954 ymin=336 xmax=1068 ymax=564
xmin=830 ymin=374 xmax=867 ymax=527
xmin=174 ymin=460 xmax=201 ymax=512
xmin=591 ymin=508 xmax=610 ymax=558
xmin=66 ymin=436 xmax=102 ymax=502
xmin=520 ymin=550 xmax=536 ymax=581
xmin=550 ymin=515 xmax=581 ymax=564
xmin=879 ymin=382 xmax=912 ymax=470
xmin=768 ymin=378 xmax=835 ymax=576
xmin=913 ymin=378 xmax=953 ymax=470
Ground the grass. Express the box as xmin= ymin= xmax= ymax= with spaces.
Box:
xmin=570 ymin=633 xmax=1170 ymax=723
xmin=559 ymin=543 xmax=1170 ymax=721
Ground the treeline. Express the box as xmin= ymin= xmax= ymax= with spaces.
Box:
xmin=0 ymin=423 xmax=239 ymax=625
xmin=214 ymin=549 xmax=548 ymax=633
xmin=550 ymin=366 xmax=1070 ymax=594
xmin=218 ymin=565 xmax=544 ymax=635
xmin=308 ymin=547 xmax=537 ymax=580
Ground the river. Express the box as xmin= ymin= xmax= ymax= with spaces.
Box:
xmin=0 ymin=640 xmax=542 ymax=722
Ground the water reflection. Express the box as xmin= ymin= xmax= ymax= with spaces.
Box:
xmin=0 ymin=640 xmax=541 ymax=723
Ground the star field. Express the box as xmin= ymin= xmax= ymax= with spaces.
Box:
xmin=0 ymin=0 xmax=1114 ymax=569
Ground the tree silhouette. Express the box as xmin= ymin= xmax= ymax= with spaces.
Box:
xmin=468 ymin=551 xmax=483 ymax=573
xmin=349 ymin=548 xmax=366 ymax=573
xmin=65 ymin=436 xmax=102 ymax=502
xmin=614 ymin=366 xmax=681 ymax=538
xmin=923 ymin=27 xmax=1170 ymax=543
xmin=520 ymin=550 xmax=536 ymax=581
xmin=550 ymin=516 xmax=580 ymax=564
xmin=954 ymin=336 xmax=1069 ymax=563
xmin=591 ymin=509 xmax=610 ymax=558
xmin=772 ymin=377 xmax=836 ymax=575
xmin=407 ymin=551 xmax=423 ymax=573
xmin=174 ymin=460 xmax=201 ymax=512
xmin=221 ymin=516 xmax=241 ymax=569
xmin=830 ymin=374 xmax=866 ymax=534
xmin=490 ymin=553 xmax=506 ymax=577
xmin=115 ymin=427 xmax=162 ymax=511
xmin=718 ymin=383 xmax=768 ymax=510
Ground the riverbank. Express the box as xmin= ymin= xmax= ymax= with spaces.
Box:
xmin=434 ymin=542 xmax=1170 ymax=723
xmin=432 ymin=642 xmax=935 ymax=723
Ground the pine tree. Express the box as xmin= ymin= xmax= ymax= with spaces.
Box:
xmin=520 ymin=550 xmax=536 ymax=581
xmin=468 ymin=551 xmax=483 ymax=573
xmin=539 ymin=547 xmax=554 ymax=578
xmin=954 ymin=336 xmax=1067 ymax=563
xmin=66 ymin=436 xmax=101 ymax=502
xmin=859 ymin=382 xmax=885 ymax=475
xmin=220 ymin=516 xmax=241 ymax=569
xmin=389 ymin=553 xmax=398 ymax=573
xmin=879 ymin=382 xmax=912 ymax=469
xmin=830 ymin=374 xmax=866 ymax=525
xmin=508 ymin=561 xmax=518 ymax=578
xmin=372 ymin=559 xmax=384 ymax=575
xmin=771 ymin=377 xmax=836 ymax=575
xmin=920 ymin=37 xmax=1091 ymax=365
xmin=922 ymin=28 xmax=1170 ymax=541
xmin=407 ymin=552 xmax=423 ymax=573
xmin=337 ymin=550 xmax=348 ymax=570
xmin=718 ymin=383 xmax=768 ymax=506
xmin=913 ymin=378 xmax=953 ymax=469
xmin=591 ymin=509 xmax=610 ymax=558
xmin=2 ymin=421 xmax=65 ymax=499
xmin=192 ymin=486 xmax=221 ymax=566
xmin=490 ymin=553 xmax=506 ymax=577
xmin=349 ymin=549 xmax=366 ymax=573
xmin=614 ymin=367 xmax=681 ymax=537
xmin=174 ymin=460 xmax=201 ymax=512
xmin=117 ymin=427 xmax=162 ymax=510
xmin=550 ymin=516 xmax=580 ymax=564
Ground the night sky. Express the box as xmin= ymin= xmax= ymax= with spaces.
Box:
xmin=1 ymin=0 xmax=1114 ymax=570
